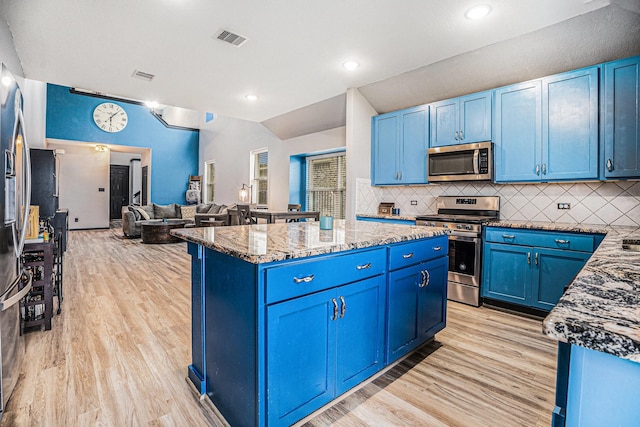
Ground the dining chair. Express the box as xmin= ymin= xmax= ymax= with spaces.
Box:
xmin=286 ymin=204 xmax=302 ymax=222
xmin=237 ymin=204 xmax=256 ymax=225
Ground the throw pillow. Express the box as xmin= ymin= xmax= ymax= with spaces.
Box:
xmin=217 ymin=204 xmax=229 ymax=214
xmin=128 ymin=206 xmax=141 ymax=221
xmin=134 ymin=206 xmax=151 ymax=220
xmin=207 ymin=204 xmax=222 ymax=214
xmin=153 ymin=203 xmax=176 ymax=219
xmin=196 ymin=203 xmax=212 ymax=213
xmin=180 ymin=205 xmax=196 ymax=220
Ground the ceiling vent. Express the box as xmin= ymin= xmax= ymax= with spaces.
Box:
xmin=214 ymin=29 xmax=248 ymax=47
xmin=131 ymin=70 xmax=155 ymax=82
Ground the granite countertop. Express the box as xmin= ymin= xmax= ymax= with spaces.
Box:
xmin=356 ymin=213 xmax=417 ymax=221
xmin=488 ymin=220 xmax=640 ymax=362
xmin=172 ymin=219 xmax=446 ymax=264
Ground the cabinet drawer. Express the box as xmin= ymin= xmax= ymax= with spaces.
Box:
xmin=485 ymin=228 xmax=596 ymax=252
xmin=388 ymin=236 xmax=448 ymax=271
xmin=265 ymin=248 xmax=386 ymax=304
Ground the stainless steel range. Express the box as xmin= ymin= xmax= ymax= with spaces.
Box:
xmin=415 ymin=196 xmax=500 ymax=306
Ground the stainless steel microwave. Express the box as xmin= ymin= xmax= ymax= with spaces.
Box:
xmin=427 ymin=141 xmax=493 ymax=182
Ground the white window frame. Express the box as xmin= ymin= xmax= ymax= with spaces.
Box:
xmin=203 ymin=159 xmax=215 ymax=203
xmin=306 ymin=151 xmax=346 ymax=219
xmin=250 ymin=147 xmax=268 ymax=205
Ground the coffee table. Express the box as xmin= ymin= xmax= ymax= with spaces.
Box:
xmin=140 ymin=219 xmax=187 ymax=244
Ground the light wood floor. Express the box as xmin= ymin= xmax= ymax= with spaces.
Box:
xmin=1 ymin=226 xmax=557 ymax=426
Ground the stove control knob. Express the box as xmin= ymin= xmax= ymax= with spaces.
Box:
xmin=430 ymin=222 xmax=436 ymax=227
xmin=442 ymin=224 xmax=448 ymax=228
xmin=456 ymin=224 xmax=462 ymax=229
xmin=465 ymin=225 xmax=472 ymax=230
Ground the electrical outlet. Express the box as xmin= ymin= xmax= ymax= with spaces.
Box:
xmin=75 ymin=217 xmax=79 ymax=222
xmin=410 ymin=200 xmax=418 ymax=206
xmin=557 ymin=203 xmax=571 ymax=210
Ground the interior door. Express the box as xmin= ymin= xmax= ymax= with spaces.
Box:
xmin=109 ymin=165 xmax=129 ymax=220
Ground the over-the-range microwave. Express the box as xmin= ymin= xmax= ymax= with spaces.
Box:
xmin=427 ymin=141 xmax=493 ymax=182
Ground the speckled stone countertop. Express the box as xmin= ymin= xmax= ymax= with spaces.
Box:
xmin=488 ymin=220 xmax=640 ymax=362
xmin=172 ymin=219 xmax=446 ymax=264
xmin=356 ymin=213 xmax=417 ymax=221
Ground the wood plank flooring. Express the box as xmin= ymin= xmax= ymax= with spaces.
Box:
xmin=0 ymin=226 xmax=557 ymax=426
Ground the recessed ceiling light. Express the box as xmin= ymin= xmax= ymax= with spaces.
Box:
xmin=1 ymin=76 xmax=12 ymax=87
xmin=245 ymin=94 xmax=258 ymax=102
xmin=343 ymin=60 xmax=360 ymax=71
xmin=145 ymin=100 xmax=158 ymax=109
xmin=465 ymin=4 xmax=492 ymax=20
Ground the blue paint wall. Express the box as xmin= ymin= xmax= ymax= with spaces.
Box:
xmin=46 ymin=84 xmax=199 ymax=204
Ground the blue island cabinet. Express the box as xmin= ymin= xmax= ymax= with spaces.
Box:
xmin=187 ymin=235 xmax=448 ymax=427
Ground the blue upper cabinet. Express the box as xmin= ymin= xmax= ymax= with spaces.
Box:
xmin=371 ymin=104 xmax=428 ymax=185
xmin=494 ymin=80 xmax=543 ymax=182
xmin=543 ymin=68 xmax=599 ymax=181
xmin=602 ymin=56 xmax=640 ymax=179
xmin=430 ymin=91 xmax=492 ymax=147
xmin=495 ymin=67 xmax=599 ymax=182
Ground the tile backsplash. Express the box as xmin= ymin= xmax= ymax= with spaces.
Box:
xmin=356 ymin=178 xmax=640 ymax=227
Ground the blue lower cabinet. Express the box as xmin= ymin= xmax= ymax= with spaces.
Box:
xmin=387 ymin=257 xmax=448 ymax=364
xmin=267 ymin=276 xmax=385 ymax=426
xmin=562 ymin=345 xmax=640 ymax=426
xmin=482 ymin=228 xmax=600 ymax=311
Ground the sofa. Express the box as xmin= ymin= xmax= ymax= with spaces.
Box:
xmin=122 ymin=203 xmax=234 ymax=237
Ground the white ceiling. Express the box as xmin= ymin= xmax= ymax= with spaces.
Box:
xmin=2 ymin=0 xmax=633 ymax=128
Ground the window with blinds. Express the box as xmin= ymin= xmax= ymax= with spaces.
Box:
xmin=306 ymin=152 xmax=346 ymax=219
xmin=252 ymin=150 xmax=268 ymax=205
xmin=204 ymin=160 xmax=215 ymax=203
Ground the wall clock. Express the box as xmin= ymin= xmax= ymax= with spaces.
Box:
xmin=93 ymin=102 xmax=128 ymax=133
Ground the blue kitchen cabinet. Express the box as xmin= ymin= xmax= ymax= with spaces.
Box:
xmin=494 ymin=67 xmax=599 ymax=182
xmin=494 ymin=80 xmax=542 ymax=182
xmin=371 ymin=104 xmax=428 ymax=185
xmin=482 ymin=227 xmax=601 ymax=311
xmin=543 ymin=68 xmax=599 ymax=181
xmin=430 ymin=91 xmax=492 ymax=147
xmin=602 ymin=56 xmax=640 ymax=179
xmin=387 ymin=252 xmax=448 ymax=364
xmin=482 ymin=242 xmax=531 ymax=305
xmin=267 ymin=276 xmax=385 ymax=426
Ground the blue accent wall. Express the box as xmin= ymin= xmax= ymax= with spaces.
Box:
xmin=45 ymin=84 xmax=199 ymax=205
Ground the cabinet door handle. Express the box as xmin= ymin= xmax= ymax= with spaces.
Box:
xmin=433 ymin=246 xmax=442 ymax=251
xmin=502 ymin=234 xmax=515 ymax=239
xmin=555 ymin=239 xmax=570 ymax=245
xmin=459 ymin=130 xmax=464 ymax=140
xmin=454 ymin=131 xmax=459 ymax=140
xmin=534 ymin=253 xmax=539 ymax=265
xmin=339 ymin=296 xmax=346 ymax=318
xmin=399 ymin=171 xmax=402 ymax=180
xmin=419 ymin=270 xmax=430 ymax=288
xmin=527 ymin=252 xmax=531 ymax=265
xmin=293 ymin=274 xmax=314 ymax=284
xmin=542 ymin=163 xmax=547 ymax=175
xmin=535 ymin=164 xmax=540 ymax=175
xmin=402 ymin=253 xmax=414 ymax=259
xmin=331 ymin=298 xmax=338 ymax=321
xmin=356 ymin=263 xmax=372 ymax=270
xmin=607 ymin=158 xmax=613 ymax=172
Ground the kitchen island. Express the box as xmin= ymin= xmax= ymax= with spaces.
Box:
xmin=173 ymin=220 xmax=448 ymax=426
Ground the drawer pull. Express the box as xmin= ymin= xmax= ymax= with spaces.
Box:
xmin=527 ymin=252 xmax=531 ymax=265
xmin=339 ymin=296 xmax=346 ymax=318
xmin=331 ymin=298 xmax=338 ymax=321
xmin=555 ymin=239 xmax=570 ymax=244
xmin=419 ymin=270 xmax=431 ymax=288
xmin=535 ymin=253 xmax=539 ymax=265
xmin=356 ymin=263 xmax=372 ymax=270
xmin=402 ymin=253 xmax=414 ymax=259
xmin=433 ymin=246 xmax=442 ymax=251
xmin=502 ymin=234 xmax=515 ymax=239
xmin=293 ymin=275 xmax=315 ymax=284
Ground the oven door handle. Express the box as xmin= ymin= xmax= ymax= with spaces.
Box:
xmin=447 ymin=234 xmax=480 ymax=242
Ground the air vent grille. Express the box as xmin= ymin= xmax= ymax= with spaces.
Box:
xmin=214 ymin=29 xmax=248 ymax=47
xmin=131 ymin=70 xmax=155 ymax=82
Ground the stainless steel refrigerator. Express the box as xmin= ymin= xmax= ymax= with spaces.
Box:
xmin=0 ymin=63 xmax=33 ymax=419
